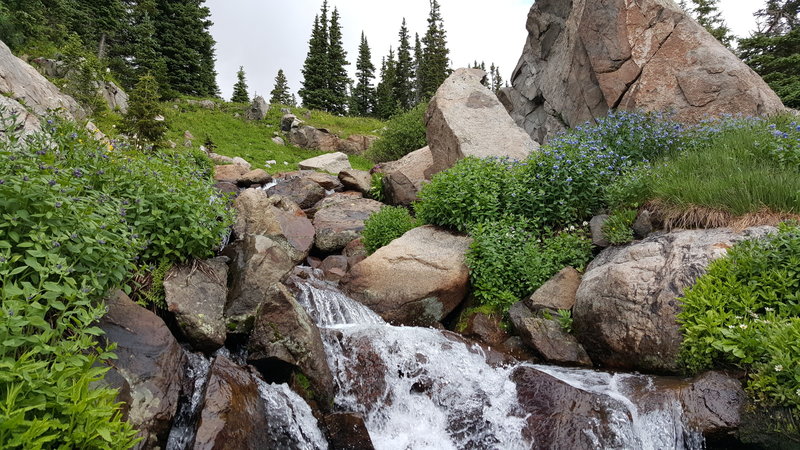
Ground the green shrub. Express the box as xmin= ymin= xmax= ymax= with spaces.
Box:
xmin=602 ymin=209 xmax=637 ymax=245
xmin=368 ymin=172 xmax=385 ymax=202
xmin=367 ymin=102 xmax=427 ymax=162
xmin=678 ymin=223 xmax=800 ymax=416
xmin=123 ymin=73 xmax=168 ymax=150
xmin=361 ymin=206 xmax=419 ymax=254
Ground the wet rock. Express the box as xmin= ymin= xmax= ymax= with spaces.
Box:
xmin=502 ymin=0 xmax=786 ymax=143
xmin=232 ymin=189 xmax=314 ymax=262
xmin=524 ymin=266 xmax=581 ymax=312
xmin=574 ymin=226 xmax=776 ymax=373
xmin=163 ymin=257 xmax=229 ymax=352
xmin=342 ymin=225 xmax=471 ymax=326
xmin=425 ymin=68 xmax=537 ymax=177
xmin=298 ymin=151 xmax=352 ymax=174
xmin=247 ymin=283 xmax=335 ymax=406
xmin=324 ymin=413 xmax=375 ymax=450
xmin=381 ymin=146 xmax=434 ymax=206
xmin=312 ymin=195 xmax=384 ymax=253
xmin=266 ymin=177 xmax=327 ymax=210
xmin=517 ymin=316 xmax=592 ymax=367
xmin=320 ymin=255 xmax=349 ymax=282
xmin=192 ymin=355 xmax=271 ymax=449
xmin=338 ymin=169 xmax=372 ymax=194
xmin=342 ymin=238 xmax=367 ymax=270
xmin=99 ymin=290 xmax=187 ymax=448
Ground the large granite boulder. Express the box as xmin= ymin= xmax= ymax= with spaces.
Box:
xmin=312 ymin=194 xmax=384 ymax=252
xmin=381 ymin=146 xmax=434 ymax=206
xmin=192 ymin=356 xmax=272 ymax=449
xmin=425 ymin=68 xmax=538 ymax=177
xmin=573 ymin=226 xmax=775 ymax=373
xmin=298 ymin=151 xmax=352 ymax=174
xmin=99 ymin=290 xmax=187 ymax=448
xmin=246 ymin=95 xmax=268 ymax=120
xmin=247 ymin=283 xmax=335 ymax=406
xmin=338 ymin=168 xmax=372 ymax=195
xmin=289 ymin=125 xmax=340 ymax=152
xmin=341 ymin=226 xmax=471 ymax=326
xmin=163 ymin=257 xmax=229 ymax=352
xmin=232 ymin=188 xmax=315 ymax=262
xmin=501 ymin=0 xmax=786 ymax=143
xmin=0 ymin=40 xmax=84 ymax=120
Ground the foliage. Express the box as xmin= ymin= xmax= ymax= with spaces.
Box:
xmin=326 ymin=7 xmax=351 ymax=115
xmin=367 ymin=102 xmax=427 ymax=162
xmin=368 ymin=172 xmax=385 ymax=202
xmin=231 ymin=66 xmax=249 ymax=103
xmin=269 ymin=69 xmax=293 ymax=106
xmin=678 ymin=223 xmax=800 ymax=417
xmin=602 ymin=209 xmax=638 ymax=245
xmin=350 ymin=32 xmax=376 ymax=117
xmin=393 ymin=19 xmax=414 ymax=111
xmin=679 ymin=0 xmax=733 ymax=47
xmin=130 ymin=260 xmax=171 ymax=309
xmin=465 ymin=217 xmax=593 ymax=312
xmin=361 ymin=206 xmax=419 ymax=254
xmin=556 ymin=309 xmax=573 ymax=334
xmin=419 ymin=0 xmax=451 ymax=99
xmin=123 ymin=73 xmax=168 ymax=149
xmin=60 ymin=33 xmax=107 ymax=114
xmin=298 ymin=1 xmax=350 ymax=114
xmin=375 ymin=49 xmax=399 ymax=120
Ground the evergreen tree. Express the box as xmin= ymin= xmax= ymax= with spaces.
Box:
xmin=124 ymin=73 xmax=167 ymax=149
xmin=419 ymin=0 xmax=451 ymax=99
xmin=153 ymin=0 xmax=218 ymax=97
xmin=739 ymin=0 xmax=800 ymax=107
xmin=270 ymin=69 xmax=293 ymax=105
xmin=376 ymin=50 xmax=399 ymax=119
xmin=231 ymin=66 xmax=250 ymax=103
xmin=109 ymin=0 xmax=167 ymax=92
xmin=327 ymin=7 xmax=350 ymax=115
xmin=412 ymin=33 xmax=423 ymax=105
xmin=351 ymin=31 xmax=377 ymax=116
xmin=680 ymin=0 xmax=733 ymax=47
xmin=299 ymin=3 xmax=330 ymax=110
xmin=393 ymin=19 xmax=414 ymax=111
xmin=490 ymin=63 xmax=503 ymax=93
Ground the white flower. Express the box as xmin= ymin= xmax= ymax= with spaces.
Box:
xmin=775 ymin=365 xmax=783 ymax=372
xmin=765 ymin=307 xmax=775 ymax=312
xmin=739 ymin=324 xmax=748 ymax=329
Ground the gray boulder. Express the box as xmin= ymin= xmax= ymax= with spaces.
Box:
xmin=312 ymin=194 xmax=384 ymax=252
xmin=163 ymin=257 xmax=229 ymax=352
xmin=509 ymin=302 xmax=592 ymax=367
xmin=524 ymin=266 xmax=581 ymax=312
xmin=425 ymin=68 xmax=538 ymax=177
xmin=382 ymin=146 xmax=434 ymax=206
xmin=501 ymin=0 xmax=786 ymax=143
xmin=289 ymin=125 xmax=340 ymax=152
xmin=573 ymin=226 xmax=776 ymax=373
xmin=280 ymin=113 xmax=302 ymax=132
xmin=101 ymin=81 xmax=128 ymax=113
xmin=265 ymin=176 xmax=327 ymax=210
xmin=246 ymin=95 xmax=269 ymax=120
xmin=298 ymin=151 xmax=352 ymax=174
xmin=338 ymin=168 xmax=372 ymax=194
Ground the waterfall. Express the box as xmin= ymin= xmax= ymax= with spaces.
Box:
xmin=293 ymin=278 xmax=706 ymax=450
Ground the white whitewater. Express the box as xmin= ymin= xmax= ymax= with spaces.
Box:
xmin=294 ymin=278 xmax=705 ymax=450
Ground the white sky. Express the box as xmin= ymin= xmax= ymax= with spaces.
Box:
xmin=207 ymin=0 xmax=765 ymax=101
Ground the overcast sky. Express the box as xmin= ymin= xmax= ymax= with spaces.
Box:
xmin=207 ymin=0 xmax=765 ymax=101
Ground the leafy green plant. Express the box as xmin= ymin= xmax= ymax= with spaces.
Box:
xmin=602 ymin=209 xmax=638 ymax=245
xmin=366 ymin=102 xmax=427 ymax=162
xmin=678 ymin=223 xmax=800 ymax=417
xmin=361 ymin=206 xmax=419 ymax=254
xmin=556 ymin=309 xmax=573 ymax=334
xmin=368 ymin=172 xmax=385 ymax=202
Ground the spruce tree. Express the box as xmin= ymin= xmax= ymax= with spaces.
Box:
xmin=351 ymin=32 xmax=377 ymax=116
xmin=231 ymin=66 xmax=250 ymax=103
xmin=419 ymin=0 xmax=451 ymax=99
xmin=270 ymin=69 xmax=293 ymax=105
xmin=124 ymin=73 xmax=167 ymax=149
xmin=681 ymin=0 xmax=733 ymax=47
xmin=393 ymin=19 xmax=414 ymax=111
xmin=413 ymin=33 xmax=423 ymax=105
xmin=299 ymin=3 xmax=330 ymax=110
xmin=490 ymin=63 xmax=503 ymax=93
xmin=376 ymin=50 xmax=399 ymax=119
xmin=327 ymin=7 xmax=351 ymax=115
xmin=110 ymin=0 xmax=167 ymax=92
xmin=739 ymin=0 xmax=800 ymax=107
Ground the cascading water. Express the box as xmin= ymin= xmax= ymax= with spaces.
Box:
xmin=167 ymin=351 xmax=213 ymax=449
xmin=294 ymin=276 xmax=706 ymax=450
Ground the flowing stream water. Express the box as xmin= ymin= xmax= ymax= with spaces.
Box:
xmin=293 ymin=276 xmax=706 ymax=450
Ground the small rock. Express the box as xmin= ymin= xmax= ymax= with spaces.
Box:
xmin=632 ymin=209 xmax=654 ymax=239
xmin=589 ymin=214 xmax=610 ymax=247
xmin=237 ymin=169 xmax=272 ymax=187
xmin=184 ymin=130 xmax=194 ymax=140
xmin=272 ymin=136 xmax=285 ymax=146
xmin=338 ymin=169 xmax=372 ymax=194
xmin=298 ymin=152 xmax=352 ymax=175
xmin=232 ymin=157 xmax=252 ymax=171
xmin=524 ymin=267 xmax=581 ymax=312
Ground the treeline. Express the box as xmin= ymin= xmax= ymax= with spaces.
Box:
xmin=296 ymin=0 xmax=460 ymax=119
xmin=0 ymin=0 xmax=218 ymax=99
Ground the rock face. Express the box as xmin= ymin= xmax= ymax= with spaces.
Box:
xmin=99 ymin=290 xmax=187 ymax=448
xmin=425 ymin=68 xmax=538 ymax=177
xmin=192 ymin=356 xmax=272 ymax=449
xmin=381 ymin=146 xmax=434 ymax=206
xmin=0 ymin=95 xmax=41 ymax=135
xmin=573 ymin=226 xmax=775 ymax=373
xmin=0 ymin=40 xmax=84 ymax=119
xmin=312 ymin=195 xmax=384 ymax=253
xmin=102 ymin=81 xmax=128 ymax=113
xmin=342 ymin=226 xmax=471 ymax=326
xmin=247 ymin=283 xmax=335 ymax=405
xmin=163 ymin=257 xmax=229 ymax=352
xmin=298 ymin=151 xmax=352 ymax=174
xmin=501 ymin=0 xmax=786 ymax=143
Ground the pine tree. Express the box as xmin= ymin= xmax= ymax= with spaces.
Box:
xmin=376 ymin=50 xmax=399 ymax=119
xmin=231 ymin=66 xmax=250 ymax=103
xmin=327 ymin=7 xmax=350 ymax=115
xmin=110 ymin=0 xmax=167 ymax=92
xmin=393 ymin=18 xmax=414 ymax=111
xmin=412 ymin=33 xmax=423 ymax=105
xmin=299 ymin=2 xmax=331 ymax=110
xmin=681 ymin=0 xmax=733 ymax=47
xmin=739 ymin=0 xmax=800 ymax=107
xmin=419 ymin=0 xmax=451 ymax=99
xmin=270 ymin=69 xmax=293 ymax=105
xmin=490 ymin=64 xmax=503 ymax=93
xmin=124 ymin=73 xmax=167 ymax=149
xmin=351 ymin=31 xmax=376 ymax=116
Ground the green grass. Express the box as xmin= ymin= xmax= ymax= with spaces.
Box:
xmin=265 ymin=104 xmax=385 ymax=139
